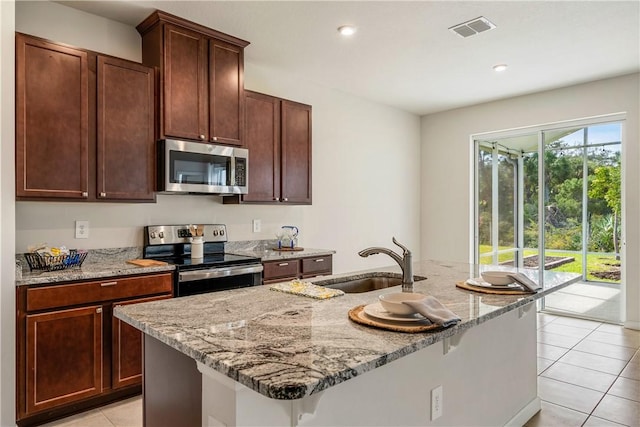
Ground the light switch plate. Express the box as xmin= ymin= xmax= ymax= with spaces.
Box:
xmin=75 ymin=220 xmax=89 ymax=239
xmin=252 ymin=219 xmax=261 ymax=233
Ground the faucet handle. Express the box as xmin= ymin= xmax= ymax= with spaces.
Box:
xmin=392 ymin=237 xmax=411 ymax=255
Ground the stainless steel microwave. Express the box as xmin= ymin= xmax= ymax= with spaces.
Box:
xmin=157 ymin=139 xmax=248 ymax=195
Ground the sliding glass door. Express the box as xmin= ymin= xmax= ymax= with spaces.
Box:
xmin=474 ymin=118 xmax=623 ymax=323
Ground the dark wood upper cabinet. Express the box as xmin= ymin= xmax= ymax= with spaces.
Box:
xmin=241 ymin=91 xmax=281 ymax=202
xmin=97 ymin=56 xmax=155 ymax=201
xmin=16 ymin=33 xmax=156 ymax=202
xmin=281 ymin=100 xmax=312 ymax=204
xmin=225 ymin=91 xmax=312 ymax=205
xmin=163 ymin=24 xmax=208 ymax=141
xmin=15 ymin=34 xmax=89 ymax=199
xmin=138 ymin=10 xmax=249 ymax=146
xmin=209 ymin=39 xmax=244 ymax=145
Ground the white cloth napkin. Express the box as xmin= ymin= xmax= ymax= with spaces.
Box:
xmin=402 ymin=296 xmax=461 ymax=327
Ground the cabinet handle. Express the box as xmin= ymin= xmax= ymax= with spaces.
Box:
xmin=274 ymin=197 xmax=280 ymax=201
xmin=212 ymin=136 xmax=218 ymax=141
xmin=199 ymin=134 xmax=205 ymax=140
xmin=99 ymin=192 xmax=106 ymax=197
xmin=96 ymin=308 xmax=102 ymax=314
xmin=278 ymin=263 xmax=289 ymax=267
xmin=283 ymin=198 xmax=289 ymax=202
xmin=82 ymin=192 xmax=88 ymax=197
xmin=314 ymin=259 xmax=325 ymax=263
xmin=101 ymin=281 xmax=117 ymax=287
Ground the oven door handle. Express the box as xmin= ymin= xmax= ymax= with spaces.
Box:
xmin=178 ymin=264 xmax=264 ymax=282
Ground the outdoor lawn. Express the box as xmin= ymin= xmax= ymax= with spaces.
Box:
xmin=479 ymin=245 xmax=621 ymax=283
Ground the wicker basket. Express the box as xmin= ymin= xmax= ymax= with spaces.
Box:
xmin=24 ymin=250 xmax=88 ymax=272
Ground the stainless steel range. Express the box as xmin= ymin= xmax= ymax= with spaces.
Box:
xmin=143 ymin=224 xmax=263 ymax=297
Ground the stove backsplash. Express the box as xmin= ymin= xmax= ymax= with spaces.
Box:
xmin=225 ymin=239 xmax=278 ymax=253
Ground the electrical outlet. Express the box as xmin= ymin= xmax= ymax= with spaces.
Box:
xmin=252 ymin=219 xmax=261 ymax=233
xmin=431 ymin=385 xmax=443 ymax=421
xmin=75 ymin=220 xmax=89 ymax=239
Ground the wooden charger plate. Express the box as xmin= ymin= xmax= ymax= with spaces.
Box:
xmin=348 ymin=305 xmax=442 ymax=333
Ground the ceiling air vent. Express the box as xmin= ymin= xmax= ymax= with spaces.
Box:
xmin=449 ymin=16 xmax=496 ymax=38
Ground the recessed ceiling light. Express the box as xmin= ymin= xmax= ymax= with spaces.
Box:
xmin=338 ymin=25 xmax=357 ymax=36
xmin=493 ymin=64 xmax=508 ymax=72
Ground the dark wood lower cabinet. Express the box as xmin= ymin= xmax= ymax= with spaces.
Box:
xmin=16 ymin=273 xmax=173 ymax=426
xmin=26 ymin=306 xmax=103 ymax=414
xmin=262 ymin=255 xmax=332 ymax=285
xmin=112 ymin=295 xmax=171 ymax=389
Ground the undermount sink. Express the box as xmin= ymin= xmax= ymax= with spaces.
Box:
xmin=316 ymin=272 xmax=427 ymax=293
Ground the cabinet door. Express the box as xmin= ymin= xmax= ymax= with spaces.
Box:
xmin=281 ymin=100 xmax=312 ymax=204
xmin=242 ymin=91 xmax=281 ymax=202
xmin=26 ymin=306 xmax=102 ymax=414
xmin=112 ymin=295 xmax=171 ymax=389
xmin=97 ymin=56 xmax=155 ymax=201
xmin=209 ymin=39 xmax=244 ymax=146
xmin=163 ymin=24 xmax=208 ymax=141
xmin=16 ymin=34 xmax=89 ymax=199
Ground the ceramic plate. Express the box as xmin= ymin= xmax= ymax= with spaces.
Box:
xmin=466 ymin=278 xmax=521 ymax=289
xmin=363 ymin=302 xmax=426 ymax=323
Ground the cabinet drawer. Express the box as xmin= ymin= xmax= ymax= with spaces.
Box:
xmin=27 ymin=273 xmax=173 ymax=312
xmin=263 ymin=260 xmax=299 ymax=280
xmin=301 ymin=255 xmax=332 ymax=275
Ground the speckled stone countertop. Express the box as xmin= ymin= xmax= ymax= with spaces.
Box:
xmin=16 ymin=247 xmax=175 ymax=286
xmin=114 ymin=259 xmax=580 ymax=400
xmin=225 ymin=239 xmax=335 ymax=261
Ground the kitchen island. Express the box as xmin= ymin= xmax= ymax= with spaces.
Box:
xmin=114 ymin=259 xmax=580 ymax=426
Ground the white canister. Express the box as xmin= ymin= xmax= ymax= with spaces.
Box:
xmin=191 ymin=236 xmax=204 ymax=259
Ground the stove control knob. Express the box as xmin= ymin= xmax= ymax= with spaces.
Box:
xmin=159 ymin=231 xmax=164 ymax=239
xmin=220 ymin=229 xmax=225 ymax=236
xmin=213 ymin=230 xmax=219 ymax=236
xmin=150 ymin=232 xmax=156 ymax=239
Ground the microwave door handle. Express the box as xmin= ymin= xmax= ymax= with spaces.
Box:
xmin=230 ymin=156 xmax=236 ymax=187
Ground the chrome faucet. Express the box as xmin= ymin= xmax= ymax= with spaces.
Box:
xmin=358 ymin=237 xmax=413 ymax=292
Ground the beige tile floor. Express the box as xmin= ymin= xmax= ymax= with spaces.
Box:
xmin=45 ymin=313 xmax=639 ymax=427
xmin=528 ymin=313 xmax=640 ymax=427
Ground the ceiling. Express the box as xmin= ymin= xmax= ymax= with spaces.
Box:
xmin=55 ymin=1 xmax=640 ymax=115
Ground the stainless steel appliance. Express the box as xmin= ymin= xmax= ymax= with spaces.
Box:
xmin=157 ymin=139 xmax=248 ymax=195
xmin=143 ymin=224 xmax=262 ymax=297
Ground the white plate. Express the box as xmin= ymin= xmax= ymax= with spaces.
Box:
xmin=363 ymin=302 xmax=426 ymax=323
xmin=466 ymin=278 xmax=521 ymax=289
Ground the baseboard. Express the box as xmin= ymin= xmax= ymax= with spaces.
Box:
xmin=505 ymin=397 xmax=541 ymax=427
xmin=624 ymin=320 xmax=640 ymax=331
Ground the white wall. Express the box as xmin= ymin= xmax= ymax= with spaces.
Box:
xmin=13 ymin=1 xmax=422 ymax=275
xmin=420 ymin=73 xmax=640 ymax=328
xmin=1 ymin=0 xmax=16 ymax=425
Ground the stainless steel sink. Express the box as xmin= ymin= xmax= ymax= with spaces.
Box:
xmin=316 ymin=272 xmax=427 ymax=293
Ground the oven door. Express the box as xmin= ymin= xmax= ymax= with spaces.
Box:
xmin=175 ymin=264 xmax=263 ymax=297
xmin=158 ymin=139 xmax=248 ymax=195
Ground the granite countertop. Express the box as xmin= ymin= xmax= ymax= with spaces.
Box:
xmin=16 ymin=247 xmax=175 ymax=286
xmin=230 ymin=247 xmax=336 ymax=262
xmin=114 ymin=259 xmax=580 ymax=400
xmin=15 ymin=240 xmax=335 ymax=286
